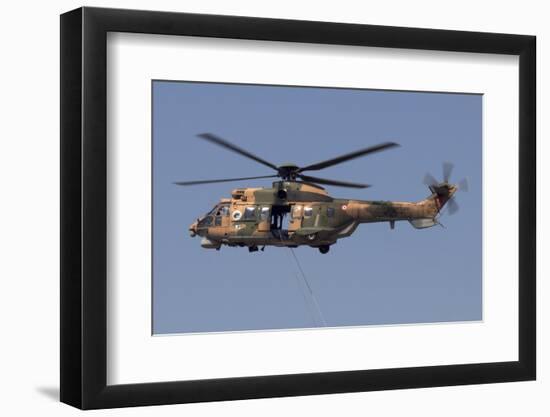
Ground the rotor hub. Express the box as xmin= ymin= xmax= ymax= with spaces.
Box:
xmin=277 ymin=163 xmax=300 ymax=180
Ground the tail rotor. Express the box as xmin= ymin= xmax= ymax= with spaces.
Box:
xmin=442 ymin=162 xmax=454 ymax=183
xmin=423 ymin=162 xmax=468 ymax=216
xmin=423 ymin=172 xmax=439 ymax=188
xmin=458 ymin=177 xmax=469 ymax=192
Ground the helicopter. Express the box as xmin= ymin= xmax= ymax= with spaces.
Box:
xmin=175 ymin=133 xmax=468 ymax=254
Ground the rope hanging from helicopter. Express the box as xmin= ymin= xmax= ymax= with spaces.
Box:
xmin=276 ymin=229 xmax=326 ymax=327
xmin=289 ymin=247 xmax=327 ymax=327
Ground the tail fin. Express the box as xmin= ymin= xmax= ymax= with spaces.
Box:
xmin=408 ymin=183 xmax=457 ymax=229
xmin=428 ymin=183 xmax=457 ymax=213
xmin=422 ymin=163 xmax=466 ymax=216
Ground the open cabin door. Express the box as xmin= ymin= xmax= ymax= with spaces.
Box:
xmin=268 ymin=205 xmax=292 ymax=232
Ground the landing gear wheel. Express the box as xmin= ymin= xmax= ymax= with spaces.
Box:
xmin=318 ymin=245 xmax=330 ymax=254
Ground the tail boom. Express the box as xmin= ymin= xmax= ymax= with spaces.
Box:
xmin=346 ymin=184 xmax=457 ymax=228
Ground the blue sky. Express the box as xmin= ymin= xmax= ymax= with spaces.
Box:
xmin=152 ymin=80 xmax=482 ymax=334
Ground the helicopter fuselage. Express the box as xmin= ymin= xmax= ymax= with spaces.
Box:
xmin=189 ymin=181 xmax=456 ymax=253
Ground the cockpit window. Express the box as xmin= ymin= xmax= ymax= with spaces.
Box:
xmin=219 ymin=205 xmax=229 ymax=216
xmin=327 ymin=207 xmax=335 ymax=217
xmin=304 ymin=207 xmax=313 ymax=217
xmin=198 ymin=216 xmax=213 ymax=227
xmin=243 ymin=206 xmax=256 ymax=220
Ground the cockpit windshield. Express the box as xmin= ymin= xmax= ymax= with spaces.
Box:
xmin=200 ymin=203 xmax=230 ymax=227
xmin=207 ymin=203 xmax=229 ymax=216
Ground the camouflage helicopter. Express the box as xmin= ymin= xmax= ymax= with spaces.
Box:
xmin=176 ymin=133 xmax=468 ymax=254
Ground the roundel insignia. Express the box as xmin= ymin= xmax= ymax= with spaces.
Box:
xmin=232 ymin=210 xmax=242 ymax=220
xmin=342 ymin=204 xmax=348 ymax=210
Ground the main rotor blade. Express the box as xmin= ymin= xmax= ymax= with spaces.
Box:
xmin=447 ymin=197 xmax=459 ymax=215
xmin=298 ymin=174 xmax=370 ymax=189
xmin=443 ymin=162 xmax=454 ymax=183
xmin=174 ymin=174 xmax=278 ymax=186
xmin=197 ymin=133 xmax=278 ymax=171
xmin=298 ymin=142 xmax=400 ymax=172
xmin=423 ymin=172 xmax=439 ymax=187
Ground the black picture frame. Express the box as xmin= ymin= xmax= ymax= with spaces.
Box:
xmin=60 ymin=6 xmax=536 ymax=410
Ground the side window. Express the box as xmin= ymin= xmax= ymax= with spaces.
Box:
xmin=259 ymin=206 xmax=270 ymax=221
xmin=292 ymin=205 xmax=303 ymax=219
xmin=219 ymin=205 xmax=229 ymax=216
xmin=327 ymin=207 xmax=335 ymax=218
xmin=214 ymin=216 xmax=222 ymax=226
xmin=244 ymin=206 xmax=256 ymax=220
xmin=304 ymin=207 xmax=313 ymax=218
